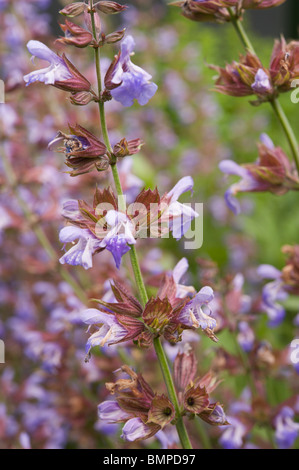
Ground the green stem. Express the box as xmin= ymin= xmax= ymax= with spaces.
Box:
xmin=89 ymin=1 xmax=193 ymax=449
xmin=153 ymin=337 xmax=193 ymax=450
xmin=270 ymin=98 xmax=299 ymax=174
xmin=1 ymin=148 xmax=88 ymax=305
xmin=227 ymin=8 xmax=299 ymax=173
xmin=227 ymin=7 xmax=256 ymax=55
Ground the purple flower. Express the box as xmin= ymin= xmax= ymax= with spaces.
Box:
xmin=59 ymin=226 xmax=102 ymax=270
xmin=156 ymin=427 xmax=179 ymax=449
xmin=251 ymin=68 xmax=272 ymax=94
xmin=98 ymin=401 xmax=131 ymax=423
xmin=274 ymin=407 xmax=299 ymax=449
xmin=163 ymin=176 xmax=199 ymax=239
xmin=81 ymin=309 xmax=128 ymax=354
xmin=219 ymin=160 xmax=260 ymax=215
xmin=120 ymin=417 xmax=152 ymax=441
xmin=178 ymin=286 xmax=216 ymax=330
xmin=98 ymin=210 xmax=136 ymax=269
xmin=260 ymin=133 xmax=275 ymax=149
xmin=172 ymin=257 xmax=196 ymax=298
xmin=208 ymin=404 xmax=229 ymax=425
xmin=237 ymin=321 xmax=255 ymax=353
xmin=23 ymin=40 xmax=72 ymax=86
xmin=219 ymin=417 xmax=246 ymax=449
xmin=110 ymin=35 xmax=158 ymax=107
xmin=257 ymin=264 xmax=288 ymax=327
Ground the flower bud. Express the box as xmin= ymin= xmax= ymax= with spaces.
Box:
xmin=113 ymin=138 xmax=143 ymax=159
xmin=94 ymin=1 xmax=128 ymax=14
xmin=242 ymin=0 xmax=287 ymax=9
xmin=60 ymin=2 xmax=86 ymax=17
xmin=56 ymin=20 xmax=93 ymax=48
xmin=69 ymin=91 xmax=95 ymax=106
xmin=174 ymin=349 xmax=197 ymax=391
xmin=103 ymin=29 xmax=126 ymax=45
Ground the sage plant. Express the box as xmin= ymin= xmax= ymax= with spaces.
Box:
xmin=0 ymin=0 xmax=296 ymax=451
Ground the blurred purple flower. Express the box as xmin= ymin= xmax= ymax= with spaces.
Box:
xmin=274 ymin=407 xmax=299 ymax=449
xmin=163 ymin=176 xmax=199 ymax=239
xmin=257 ymin=264 xmax=288 ymax=327
xmin=219 ymin=416 xmax=246 ymax=449
xmin=219 ymin=160 xmax=261 ymax=215
xmin=237 ymin=321 xmax=255 ymax=353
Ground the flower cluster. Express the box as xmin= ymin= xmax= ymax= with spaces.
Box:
xmin=98 ymin=366 xmax=175 ymax=442
xmin=171 ymin=0 xmax=287 ymax=23
xmin=219 ymin=135 xmax=299 ymax=214
xmin=211 ymin=38 xmax=299 ymax=103
xmin=81 ymin=273 xmax=217 ymax=355
xmin=258 ymin=245 xmax=299 ymax=326
xmin=98 ymin=353 xmax=227 ymax=443
xmin=58 ymin=177 xmax=198 ymax=269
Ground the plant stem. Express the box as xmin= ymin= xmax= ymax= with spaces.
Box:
xmin=270 ymin=98 xmax=299 ymax=173
xmin=1 ymin=148 xmax=88 ymax=305
xmin=89 ymin=1 xmax=193 ymax=449
xmin=227 ymin=8 xmax=256 ymax=55
xmin=227 ymin=7 xmax=299 ymax=173
xmin=153 ymin=337 xmax=193 ymax=449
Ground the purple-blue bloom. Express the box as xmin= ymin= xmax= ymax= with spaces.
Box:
xmin=178 ymin=286 xmax=216 ymax=330
xmin=23 ymin=40 xmax=72 ymax=86
xmin=257 ymin=264 xmax=288 ymax=327
xmin=172 ymin=257 xmax=196 ymax=298
xmin=110 ymin=35 xmax=158 ymax=107
xmin=120 ymin=417 xmax=152 ymax=442
xmin=98 ymin=210 xmax=136 ymax=269
xmin=98 ymin=400 xmax=131 ymax=423
xmin=59 ymin=226 xmax=103 ymax=270
xmin=219 ymin=416 xmax=246 ymax=449
xmin=251 ymin=68 xmax=272 ymax=94
xmin=274 ymin=406 xmax=299 ymax=449
xmin=237 ymin=321 xmax=255 ymax=353
xmin=164 ymin=176 xmax=199 ymax=239
xmin=81 ymin=308 xmax=128 ymax=354
xmin=219 ymin=160 xmax=260 ymax=215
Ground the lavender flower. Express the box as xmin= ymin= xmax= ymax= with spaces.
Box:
xmin=237 ymin=321 xmax=255 ymax=353
xmin=59 ymin=226 xmax=103 ymax=270
xmin=219 ymin=160 xmax=261 ymax=215
xmin=163 ymin=176 xmax=199 ymax=239
xmin=257 ymin=264 xmax=288 ymax=327
xmin=178 ymin=286 xmax=216 ymax=330
xmin=219 ymin=416 xmax=246 ymax=449
xmin=120 ymin=417 xmax=152 ymax=441
xmin=98 ymin=210 xmax=136 ymax=269
xmin=251 ymin=69 xmax=272 ymax=94
xmin=110 ymin=35 xmax=158 ymax=107
xmin=24 ymin=40 xmax=72 ymax=86
xmin=274 ymin=407 xmax=299 ymax=449
xmin=98 ymin=401 xmax=131 ymax=423
xmin=81 ymin=309 xmax=128 ymax=354
xmin=172 ymin=257 xmax=196 ymax=298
